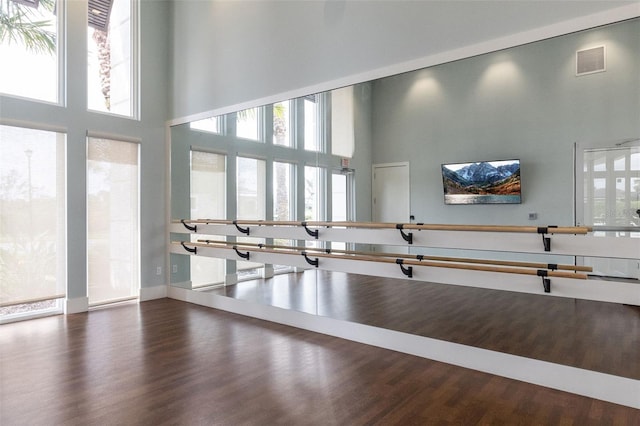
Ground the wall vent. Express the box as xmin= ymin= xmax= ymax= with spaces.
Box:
xmin=576 ymin=46 xmax=606 ymax=76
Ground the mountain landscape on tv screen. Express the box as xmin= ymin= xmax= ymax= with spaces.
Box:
xmin=442 ymin=161 xmax=521 ymax=196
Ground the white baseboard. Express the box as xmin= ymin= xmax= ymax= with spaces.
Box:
xmin=140 ymin=285 xmax=167 ymax=302
xmin=66 ymin=297 xmax=89 ymax=314
xmin=167 ymin=287 xmax=640 ymax=409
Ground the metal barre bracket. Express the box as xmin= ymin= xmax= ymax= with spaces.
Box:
xmin=302 ymin=251 xmax=319 ymax=267
xmin=233 ymin=220 xmax=250 ymax=235
xmin=181 ymin=220 xmax=197 ymax=233
xmin=233 ymin=246 xmax=250 ymax=260
xmin=181 ymin=242 xmax=197 ymax=255
xmin=537 ymin=269 xmax=551 ymax=293
xmin=396 ymin=224 xmax=413 ymax=245
xmin=301 ymin=222 xmax=319 ymax=239
xmin=537 ymin=226 xmax=558 ymax=252
xmin=396 ymin=259 xmax=413 ymax=278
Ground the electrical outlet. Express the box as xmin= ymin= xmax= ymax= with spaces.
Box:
xmin=528 ymin=212 xmax=537 ymax=220
xmin=156 ymin=266 xmax=162 ymax=276
xmin=172 ymin=264 xmax=178 ymax=274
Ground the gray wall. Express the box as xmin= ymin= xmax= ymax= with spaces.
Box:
xmin=371 ymin=19 xmax=640 ymax=226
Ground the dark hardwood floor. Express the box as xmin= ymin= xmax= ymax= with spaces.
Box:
xmin=211 ymin=270 xmax=640 ymax=380
xmin=1 ymin=298 xmax=638 ymax=425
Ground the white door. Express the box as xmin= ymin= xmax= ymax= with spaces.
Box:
xmin=372 ymin=162 xmax=410 ymax=253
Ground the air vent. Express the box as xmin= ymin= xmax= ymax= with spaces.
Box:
xmin=576 ymin=46 xmax=606 ymax=76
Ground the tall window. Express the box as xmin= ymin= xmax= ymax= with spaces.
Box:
xmin=87 ymin=137 xmax=139 ymax=305
xmin=304 ymin=165 xmax=324 ymax=221
xmin=0 ymin=0 xmax=60 ymax=103
xmin=0 ymin=125 xmax=66 ymax=320
xmin=273 ymin=101 xmax=292 ymax=147
xmin=236 ymin=156 xmax=266 ymax=278
xmin=304 ymin=95 xmax=320 ymax=151
xmin=236 ymin=108 xmax=261 ymax=141
xmin=332 ymin=171 xmax=354 ymax=250
xmin=305 ymin=166 xmax=324 ymax=248
xmin=331 ymin=86 xmax=355 ymax=158
xmin=190 ymin=150 xmax=226 ymax=287
xmin=88 ymin=0 xmax=137 ymax=116
xmin=273 ymin=161 xmax=295 ymax=273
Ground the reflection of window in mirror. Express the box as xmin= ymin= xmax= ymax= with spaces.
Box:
xmin=273 ymin=161 xmax=296 ymax=274
xmin=236 ymin=107 xmax=262 ymax=141
xmin=273 ymin=101 xmax=292 ymax=147
xmin=236 ymin=156 xmax=265 ymax=279
xmin=304 ymin=95 xmax=321 ymax=152
xmin=305 ymin=165 xmax=325 ymax=248
xmin=0 ymin=0 xmax=60 ymax=103
xmin=88 ymin=0 xmax=137 ymax=117
xmin=331 ymin=86 xmax=355 ymax=158
xmin=190 ymin=116 xmax=223 ymax=134
xmin=190 ymin=150 xmax=226 ymax=287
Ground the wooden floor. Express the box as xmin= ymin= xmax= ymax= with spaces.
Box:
xmin=212 ymin=270 xmax=640 ymax=380
xmin=1 ymin=298 xmax=638 ymax=425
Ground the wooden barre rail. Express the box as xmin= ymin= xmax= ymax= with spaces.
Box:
xmin=173 ymin=219 xmax=592 ymax=235
xmin=173 ymin=240 xmax=588 ymax=280
xmin=196 ymin=239 xmax=592 ymax=273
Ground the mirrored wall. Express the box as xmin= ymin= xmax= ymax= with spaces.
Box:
xmin=169 ymin=18 xmax=640 ymax=307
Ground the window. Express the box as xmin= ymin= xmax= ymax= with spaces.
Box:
xmin=273 ymin=101 xmax=292 ymax=147
xmin=190 ymin=116 xmax=223 ymax=134
xmin=304 ymin=95 xmax=321 ymax=151
xmin=273 ymin=161 xmax=295 ymax=273
xmin=190 ymin=150 xmax=226 ymax=287
xmin=0 ymin=125 xmax=66 ymax=320
xmin=87 ymin=137 xmax=139 ymax=305
xmin=0 ymin=0 xmax=60 ymax=103
xmin=236 ymin=107 xmax=261 ymax=141
xmin=331 ymin=171 xmax=354 ymax=250
xmin=305 ymin=165 xmax=324 ymax=248
xmin=236 ymin=156 xmax=266 ymax=278
xmin=304 ymin=165 xmax=324 ymax=221
xmin=331 ymin=86 xmax=355 ymax=158
xmin=88 ymin=0 xmax=137 ymax=117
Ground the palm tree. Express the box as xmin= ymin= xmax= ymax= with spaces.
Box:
xmin=0 ymin=0 xmax=56 ymax=54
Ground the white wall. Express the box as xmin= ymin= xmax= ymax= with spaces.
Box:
xmin=169 ymin=0 xmax=639 ymax=120
xmin=0 ymin=0 xmax=170 ymax=309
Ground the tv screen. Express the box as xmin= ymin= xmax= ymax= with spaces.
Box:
xmin=441 ymin=159 xmax=521 ymax=205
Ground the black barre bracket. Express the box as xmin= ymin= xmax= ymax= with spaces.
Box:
xmin=181 ymin=220 xmax=197 ymax=233
xmin=396 ymin=259 xmax=413 ymax=278
xmin=181 ymin=242 xmax=197 ymax=255
xmin=396 ymin=224 xmax=413 ymax=245
xmin=537 ymin=226 xmax=557 ymax=252
xmin=233 ymin=246 xmax=250 ymax=260
xmin=302 ymin=251 xmax=319 ymax=267
xmin=537 ymin=269 xmax=551 ymax=293
xmin=233 ymin=220 xmax=250 ymax=236
xmin=301 ymin=222 xmax=319 ymax=239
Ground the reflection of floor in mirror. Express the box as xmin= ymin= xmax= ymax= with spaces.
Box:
xmin=206 ymin=269 xmax=640 ymax=380
xmin=3 ymin=299 xmax=638 ymax=424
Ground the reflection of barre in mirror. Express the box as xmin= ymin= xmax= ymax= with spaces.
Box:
xmin=172 ymin=239 xmax=588 ymax=294
xmin=176 ymin=219 xmax=592 ymax=234
xmin=173 ymin=219 xmax=593 ymax=252
xmin=169 ymin=219 xmax=639 ymax=304
xmin=195 ymin=239 xmax=593 ymax=273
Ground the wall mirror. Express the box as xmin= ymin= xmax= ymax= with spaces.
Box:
xmin=169 ymin=18 xmax=640 ymax=317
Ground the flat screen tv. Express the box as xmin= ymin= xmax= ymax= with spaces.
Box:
xmin=441 ymin=159 xmax=521 ymax=205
